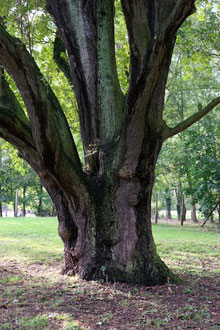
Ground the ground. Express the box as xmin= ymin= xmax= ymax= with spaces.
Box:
xmin=0 ymin=218 xmax=219 ymax=329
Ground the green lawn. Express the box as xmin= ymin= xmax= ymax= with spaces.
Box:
xmin=0 ymin=217 xmax=219 ymax=274
xmin=0 ymin=217 xmax=219 ymax=329
xmin=0 ymin=217 xmax=63 ymax=264
xmin=152 ymin=222 xmax=220 ymax=275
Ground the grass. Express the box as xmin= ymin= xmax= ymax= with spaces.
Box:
xmin=152 ymin=222 xmax=220 ymax=275
xmin=0 ymin=217 xmax=63 ymax=264
xmin=0 ymin=217 xmax=220 ymax=329
xmin=1 ymin=217 xmax=219 ymax=271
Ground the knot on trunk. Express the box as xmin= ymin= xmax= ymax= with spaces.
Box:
xmin=118 ymin=166 xmax=135 ymax=179
xmin=58 ymin=220 xmax=78 ymax=242
xmin=129 ymin=194 xmax=139 ymax=206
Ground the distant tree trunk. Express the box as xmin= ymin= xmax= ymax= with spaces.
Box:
xmin=191 ymin=195 xmax=198 ymax=223
xmin=177 ymin=200 xmax=181 ymax=221
xmin=165 ymin=189 xmax=172 ymax=220
xmin=37 ymin=184 xmax=43 ymax=217
xmin=0 ymin=200 xmax=2 ymax=217
xmin=180 ymin=195 xmax=186 ymax=226
xmin=219 ymin=194 xmax=220 ymax=224
xmin=154 ymin=192 xmax=159 ymax=224
xmin=210 ymin=212 xmax=214 ymax=223
xmin=14 ymin=189 xmax=18 ymax=217
xmin=22 ymin=185 xmax=26 ymax=217
xmin=51 ymin=205 xmax=56 ymax=217
xmin=175 ymin=188 xmax=181 ymax=221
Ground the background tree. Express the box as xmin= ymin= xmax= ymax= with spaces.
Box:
xmin=154 ymin=0 xmax=220 ymax=224
xmin=0 ymin=0 xmax=219 ymax=285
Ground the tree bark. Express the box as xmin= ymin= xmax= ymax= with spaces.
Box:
xmin=40 ymin=142 xmax=179 ymax=285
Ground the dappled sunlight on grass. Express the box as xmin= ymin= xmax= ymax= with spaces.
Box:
xmin=16 ymin=312 xmax=87 ymax=329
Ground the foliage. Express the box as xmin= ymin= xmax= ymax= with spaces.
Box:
xmin=0 ymin=140 xmax=54 ymax=215
xmin=155 ymin=108 xmax=219 ymax=220
xmin=154 ymin=0 xmax=220 ymax=219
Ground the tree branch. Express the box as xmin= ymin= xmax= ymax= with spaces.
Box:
xmin=118 ymin=1 xmax=197 ymax=173
xmin=47 ymin=0 xmax=124 ymax=173
xmin=159 ymin=0 xmax=196 ymax=42
xmin=47 ymin=0 xmax=98 ymax=156
xmin=0 ymin=25 xmax=82 ymax=176
xmin=0 ymin=105 xmax=35 ymax=151
xmin=0 ymin=68 xmax=35 ymax=151
xmin=162 ymin=97 xmax=220 ymax=140
xmin=120 ymin=0 xmax=151 ymax=86
xmin=53 ymin=30 xmax=72 ymax=85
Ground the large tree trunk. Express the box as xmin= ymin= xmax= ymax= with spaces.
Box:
xmin=39 ymin=142 xmax=179 ymax=285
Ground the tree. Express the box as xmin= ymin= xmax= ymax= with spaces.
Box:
xmin=0 ymin=0 xmax=219 ymax=285
xmin=154 ymin=0 xmax=220 ymax=225
xmin=183 ymin=116 xmax=220 ymax=222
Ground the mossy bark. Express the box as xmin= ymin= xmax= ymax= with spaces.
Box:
xmin=52 ymin=181 xmax=180 ymax=285
xmin=39 ymin=139 xmax=180 ymax=285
